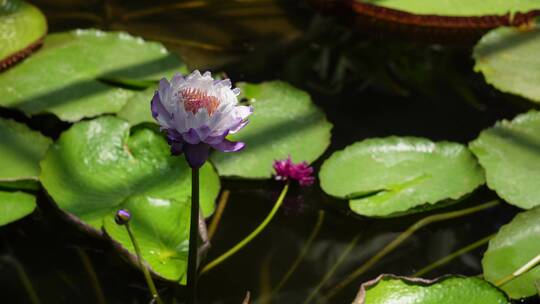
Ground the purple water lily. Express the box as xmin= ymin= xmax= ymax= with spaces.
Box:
xmin=151 ymin=70 xmax=252 ymax=168
xmin=273 ymin=156 xmax=315 ymax=186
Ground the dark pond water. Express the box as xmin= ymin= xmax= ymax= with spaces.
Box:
xmin=1 ymin=0 xmax=539 ymax=303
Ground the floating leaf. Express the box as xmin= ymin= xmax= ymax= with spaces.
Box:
xmin=116 ymin=87 xmax=156 ymax=126
xmin=0 ymin=191 xmax=36 ymax=226
xmin=104 ymin=196 xmax=190 ymax=284
xmin=483 ymin=207 xmax=540 ymax=299
xmin=40 ymin=116 xmax=219 ymax=232
xmin=320 ymin=137 xmax=485 ymax=217
xmin=0 ymin=118 xmax=51 ymax=182
xmin=474 ymin=22 xmax=540 ymax=103
xmin=0 ymin=29 xmax=186 ymax=121
xmin=210 ymin=81 xmax=332 ymax=179
xmin=353 ymin=274 xmax=508 ymax=304
xmin=469 ymin=111 xmax=540 ymax=209
xmin=357 ymin=0 xmax=540 ymax=16
xmin=0 ymin=0 xmax=47 ymax=69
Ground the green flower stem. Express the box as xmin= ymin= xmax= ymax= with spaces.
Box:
xmin=76 ymin=248 xmax=106 ymax=304
xmin=124 ymin=222 xmax=163 ymax=304
xmin=187 ymin=167 xmax=200 ymax=304
xmin=208 ymin=189 xmax=231 ymax=241
xmin=201 ymin=183 xmax=290 ymax=274
xmin=413 ymin=233 xmax=495 ymax=278
xmin=303 ymin=234 xmax=361 ymax=304
xmin=1 ymin=255 xmax=41 ymax=304
xmin=495 ymin=253 xmax=540 ymax=287
xmin=323 ymin=200 xmax=500 ymax=302
xmin=273 ymin=210 xmax=326 ymax=295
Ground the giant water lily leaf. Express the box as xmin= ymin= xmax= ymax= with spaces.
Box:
xmin=116 ymin=87 xmax=156 ymax=126
xmin=0 ymin=0 xmax=47 ymax=69
xmin=469 ymin=111 xmax=540 ymax=209
xmin=319 ymin=137 xmax=485 ymax=217
xmin=358 ymin=0 xmax=540 ymax=16
xmin=0 ymin=191 xmax=36 ymax=226
xmin=0 ymin=29 xmax=186 ymax=122
xmin=353 ymin=275 xmax=508 ymax=304
xmin=0 ymin=118 xmax=51 ymax=182
xmin=482 ymin=207 xmax=540 ymax=299
xmin=210 ymin=81 xmax=332 ymax=178
xmin=474 ymin=21 xmax=540 ymax=104
xmin=104 ymin=196 xmax=190 ymax=284
xmin=40 ymin=116 xmax=219 ymax=232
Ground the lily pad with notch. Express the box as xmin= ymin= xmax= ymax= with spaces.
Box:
xmin=482 ymin=207 xmax=540 ymax=299
xmin=353 ymin=274 xmax=508 ymax=304
xmin=0 ymin=29 xmax=186 ymax=122
xmin=210 ymin=81 xmax=332 ymax=179
xmin=469 ymin=111 xmax=540 ymax=209
xmin=319 ymin=137 xmax=485 ymax=217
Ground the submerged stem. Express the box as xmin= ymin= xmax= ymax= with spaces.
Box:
xmin=323 ymin=200 xmax=500 ymax=301
xmin=208 ymin=190 xmax=231 ymax=241
xmin=188 ymin=167 xmax=200 ymax=304
xmin=76 ymin=248 xmax=107 ymax=304
xmin=413 ymin=233 xmax=495 ymax=278
xmin=495 ymin=253 xmax=540 ymax=287
xmin=273 ymin=210 xmax=326 ymax=295
xmin=124 ymin=223 xmax=163 ymax=304
xmin=1 ymin=255 xmax=41 ymax=304
xmin=201 ymin=183 xmax=290 ymax=274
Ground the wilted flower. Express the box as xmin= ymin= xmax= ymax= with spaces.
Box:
xmin=151 ymin=70 xmax=252 ymax=168
xmin=273 ymin=156 xmax=315 ymax=186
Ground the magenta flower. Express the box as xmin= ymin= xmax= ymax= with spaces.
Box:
xmin=151 ymin=70 xmax=252 ymax=168
xmin=273 ymin=156 xmax=315 ymax=186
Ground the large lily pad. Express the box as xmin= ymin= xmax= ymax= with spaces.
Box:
xmin=474 ymin=21 xmax=540 ymax=104
xmin=0 ymin=0 xmax=47 ymax=69
xmin=0 ymin=118 xmax=51 ymax=182
xmin=469 ymin=111 xmax=540 ymax=209
xmin=40 ymin=116 xmax=219 ymax=232
xmin=210 ymin=81 xmax=332 ymax=179
xmin=116 ymin=87 xmax=156 ymax=126
xmin=0 ymin=29 xmax=186 ymax=122
xmin=358 ymin=0 xmax=540 ymax=16
xmin=104 ymin=196 xmax=190 ymax=284
xmin=0 ymin=191 xmax=36 ymax=226
xmin=319 ymin=137 xmax=485 ymax=217
xmin=482 ymin=207 xmax=540 ymax=299
xmin=353 ymin=274 xmax=508 ymax=304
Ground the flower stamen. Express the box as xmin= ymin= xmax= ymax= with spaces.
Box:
xmin=182 ymin=88 xmax=220 ymax=116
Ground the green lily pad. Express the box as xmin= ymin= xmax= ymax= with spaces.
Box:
xmin=474 ymin=21 xmax=540 ymax=104
xmin=210 ymin=81 xmax=332 ymax=179
xmin=0 ymin=29 xmax=186 ymax=122
xmin=40 ymin=116 xmax=219 ymax=232
xmin=0 ymin=0 xmax=47 ymax=68
xmin=482 ymin=207 xmax=540 ymax=299
xmin=354 ymin=274 xmax=508 ymax=304
xmin=104 ymin=196 xmax=190 ymax=284
xmin=469 ymin=111 xmax=540 ymax=209
xmin=0 ymin=118 xmax=51 ymax=182
xmin=116 ymin=86 xmax=156 ymax=126
xmin=319 ymin=137 xmax=485 ymax=217
xmin=358 ymin=0 xmax=540 ymax=16
xmin=0 ymin=191 xmax=37 ymax=226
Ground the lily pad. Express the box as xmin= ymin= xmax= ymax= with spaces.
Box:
xmin=40 ymin=116 xmax=219 ymax=232
xmin=357 ymin=0 xmax=540 ymax=16
xmin=0 ymin=118 xmax=51 ymax=182
xmin=353 ymin=274 xmax=508 ymax=304
xmin=319 ymin=137 xmax=485 ymax=217
xmin=116 ymin=86 xmax=156 ymax=126
xmin=474 ymin=21 xmax=540 ymax=104
xmin=104 ymin=196 xmax=190 ymax=284
xmin=482 ymin=207 xmax=540 ymax=299
xmin=210 ymin=81 xmax=332 ymax=179
xmin=0 ymin=0 xmax=47 ymax=69
xmin=0 ymin=29 xmax=186 ymax=122
xmin=0 ymin=191 xmax=37 ymax=226
xmin=469 ymin=111 xmax=540 ymax=209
